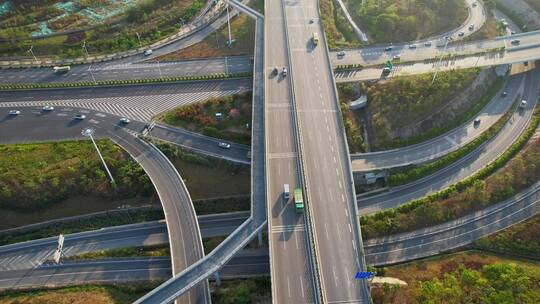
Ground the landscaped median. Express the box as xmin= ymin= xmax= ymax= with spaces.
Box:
xmin=388 ymin=91 xmax=517 ymax=186
xmin=0 ymin=72 xmax=252 ymax=91
xmin=361 ymin=97 xmax=540 ymax=239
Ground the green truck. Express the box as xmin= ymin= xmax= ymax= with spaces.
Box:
xmin=294 ymin=188 xmax=304 ymax=213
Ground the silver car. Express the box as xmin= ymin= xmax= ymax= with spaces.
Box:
xmin=8 ymin=110 xmax=20 ymax=116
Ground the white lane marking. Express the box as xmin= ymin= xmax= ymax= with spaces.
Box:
xmin=341 ymin=194 xmax=345 ymax=202
xmin=295 ymin=232 xmax=299 ymax=250
xmin=336 ymin=223 xmax=342 ymax=241
xmin=325 ymin=223 xmax=330 ymax=240
xmin=345 ymin=208 xmax=348 ymax=217
xmin=300 ymin=276 xmax=305 ymax=298
xmin=348 ymin=223 xmax=352 ymax=233
xmin=287 ymin=276 xmax=292 ymax=297
xmin=339 ymin=181 xmax=343 ymax=189
xmin=332 ymin=266 xmax=338 ymax=286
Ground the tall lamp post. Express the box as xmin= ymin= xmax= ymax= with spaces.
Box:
xmin=82 ymin=127 xmax=115 ymax=185
xmin=27 ymin=45 xmax=38 ymax=63
xmin=432 ymin=36 xmax=450 ymax=85
xmin=82 ymin=41 xmax=97 ymax=85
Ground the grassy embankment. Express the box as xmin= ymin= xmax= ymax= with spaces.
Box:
xmin=156 ymin=10 xmax=255 ymax=61
xmin=160 ymin=92 xmax=253 ymax=146
xmin=0 ymin=278 xmax=272 ymax=304
xmin=0 ymin=140 xmax=153 ymax=228
xmin=361 ymin=100 xmax=540 ymax=239
xmin=371 ymin=251 xmax=540 ymax=303
xmin=338 ymin=68 xmax=491 ymax=152
xmin=0 ymin=0 xmax=204 ymax=58
xmin=320 ymin=0 xmax=362 ymax=50
xmin=475 ymin=213 xmax=540 ymax=259
xmin=0 ymin=283 xmax=158 ymax=304
xmin=349 ymin=0 xmax=468 ymax=43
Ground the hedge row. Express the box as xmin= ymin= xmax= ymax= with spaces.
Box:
xmin=389 ymin=93 xmax=517 ymax=186
xmin=334 ymin=63 xmax=363 ymax=71
xmin=0 ymin=72 xmax=252 ymax=91
xmin=361 ymin=99 xmax=540 ymax=234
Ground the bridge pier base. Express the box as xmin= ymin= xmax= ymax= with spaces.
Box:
xmin=214 ymin=271 xmax=221 ymax=286
xmin=257 ymin=230 xmax=263 ymax=247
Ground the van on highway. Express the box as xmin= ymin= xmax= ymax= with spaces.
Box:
xmin=312 ymin=32 xmax=319 ymax=46
xmin=283 ymin=184 xmax=290 ymax=200
xmin=53 ymin=66 xmax=70 ymax=74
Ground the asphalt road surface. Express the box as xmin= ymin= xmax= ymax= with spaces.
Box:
xmin=264 ymin=0 xmax=318 ymax=302
xmin=0 ymin=79 xmax=251 ymax=122
xmin=0 ymin=106 xmax=210 ymax=303
xmin=284 ymin=0 xmax=370 ymax=302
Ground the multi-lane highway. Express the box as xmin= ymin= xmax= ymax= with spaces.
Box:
xmin=264 ymin=0 xmax=318 ymax=302
xmin=3 ymin=171 xmax=539 ymax=290
xmin=0 ymin=57 xmax=252 ymax=84
xmin=283 ymin=0 xmax=370 ymax=302
xmin=0 ymin=79 xmax=250 ymax=122
xmin=0 ymin=106 xmax=210 ymax=303
xmin=0 ymin=250 xmax=269 ymax=291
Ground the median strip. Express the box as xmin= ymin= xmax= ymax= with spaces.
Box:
xmin=0 ymin=72 xmax=252 ymax=91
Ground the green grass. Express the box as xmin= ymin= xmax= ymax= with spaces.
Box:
xmin=0 ymin=140 xmax=152 ymax=212
xmin=372 ymin=251 xmax=540 ymax=304
xmin=160 ymin=92 xmax=253 ymax=145
xmin=475 ymin=213 xmax=540 ymax=259
xmin=212 ymin=277 xmax=271 ymax=304
xmin=0 ymin=0 xmax=205 ymax=59
xmin=355 ymin=68 xmax=483 ymax=150
xmin=0 ymin=283 xmax=159 ymax=304
xmin=320 ymin=0 xmax=362 ymax=50
xmin=361 ymin=98 xmax=540 ymax=239
xmin=349 ymin=0 xmax=468 ymax=44
xmin=388 ymin=84 xmax=512 ymax=186
xmin=69 ymin=245 xmax=170 ymax=261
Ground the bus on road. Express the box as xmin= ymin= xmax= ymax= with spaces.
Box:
xmin=53 ymin=66 xmax=70 ymax=74
xmin=294 ymin=188 xmax=304 ymax=213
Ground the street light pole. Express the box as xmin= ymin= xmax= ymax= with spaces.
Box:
xmin=135 ymin=32 xmax=142 ymax=48
xmin=82 ymin=41 xmax=97 ymax=85
xmin=431 ymin=37 xmax=450 ymax=85
xmin=27 ymin=45 xmax=38 ymax=63
xmin=82 ymin=128 xmax=115 ymax=185
xmin=226 ymin=3 xmax=232 ymax=47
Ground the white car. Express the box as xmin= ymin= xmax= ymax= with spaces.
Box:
xmin=424 ymin=41 xmax=432 ymax=47
xmin=8 ymin=110 xmax=20 ymax=116
xmin=337 ymin=51 xmax=346 ymax=57
xmin=74 ymin=114 xmax=86 ymax=120
xmin=520 ymin=100 xmax=527 ymax=108
xmin=119 ymin=117 xmax=130 ymax=124
xmin=218 ymin=142 xmax=231 ymax=149
xmin=144 ymin=49 xmax=153 ymax=56
xmin=409 ymin=44 xmax=417 ymax=49
xmin=42 ymin=105 xmax=54 ymax=111
xmin=282 ymin=67 xmax=288 ymax=77
xmin=392 ymin=55 xmax=401 ymax=61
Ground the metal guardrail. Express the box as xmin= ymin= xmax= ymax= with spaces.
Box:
xmin=280 ymin=1 xmax=324 ymax=303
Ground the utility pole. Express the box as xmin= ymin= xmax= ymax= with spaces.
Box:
xmin=226 ymin=3 xmax=233 ymax=47
xmin=27 ymin=45 xmax=38 ymax=63
xmin=82 ymin=128 xmax=115 ymax=185
xmin=432 ymin=37 xmax=450 ymax=85
xmin=82 ymin=41 xmax=97 ymax=84
xmin=135 ymin=32 xmax=142 ymax=48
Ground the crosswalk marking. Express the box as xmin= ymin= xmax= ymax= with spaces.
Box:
xmin=0 ymin=87 xmax=242 ymax=122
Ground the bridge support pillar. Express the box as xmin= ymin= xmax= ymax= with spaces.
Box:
xmin=214 ymin=271 xmax=221 ymax=286
xmin=258 ymin=230 xmax=263 ymax=247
